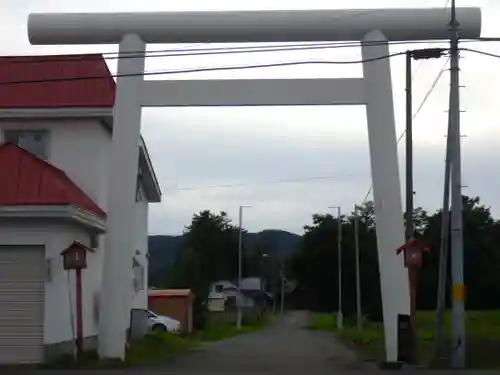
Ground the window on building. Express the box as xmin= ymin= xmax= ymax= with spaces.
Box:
xmin=135 ymin=181 xmax=146 ymax=202
xmin=3 ymin=130 xmax=49 ymax=160
xmin=135 ymin=168 xmax=146 ymax=202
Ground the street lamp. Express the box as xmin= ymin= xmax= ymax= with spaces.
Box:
xmin=237 ymin=205 xmax=251 ymax=330
xmin=352 ymin=206 xmax=362 ymax=338
xmin=260 ymin=253 xmax=268 ymax=291
xmin=329 ymin=206 xmax=343 ymax=330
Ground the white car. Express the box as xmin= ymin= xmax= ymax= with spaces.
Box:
xmin=147 ymin=310 xmax=181 ymax=333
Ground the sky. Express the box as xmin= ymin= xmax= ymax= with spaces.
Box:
xmin=3 ymin=0 xmax=500 ymax=235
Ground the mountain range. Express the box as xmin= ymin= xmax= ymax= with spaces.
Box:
xmin=148 ymin=229 xmax=301 ymax=284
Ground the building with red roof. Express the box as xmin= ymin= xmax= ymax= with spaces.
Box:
xmin=0 ymin=53 xmax=161 ymax=364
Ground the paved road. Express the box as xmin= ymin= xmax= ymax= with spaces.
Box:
xmin=161 ymin=310 xmax=365 ymax=373
xmin=31 ymin=311 xmax=500 ymax=374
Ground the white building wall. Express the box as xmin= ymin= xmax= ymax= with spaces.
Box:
xmin=131 ymin=197 xmax=149 ymax=309
xmin=0 ymin=117 xmax=153 ymax=335
xmin=0 ymin=221 xmax=100 ymax=345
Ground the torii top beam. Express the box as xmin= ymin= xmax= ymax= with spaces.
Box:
xmin=28 ymin=7 xmax=481 ymax=45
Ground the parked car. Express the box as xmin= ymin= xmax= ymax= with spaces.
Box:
xmin=146 ymin=310 xmax=181 ymax=333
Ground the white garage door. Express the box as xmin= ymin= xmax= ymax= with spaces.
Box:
xmin=0 ymin=246 xmax=45 ymax=364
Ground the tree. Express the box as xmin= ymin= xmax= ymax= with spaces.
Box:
xmin=291 ymin=195 xmax=500 ymax=318
xmin=168 ymin=210 xmax=240 ymax=328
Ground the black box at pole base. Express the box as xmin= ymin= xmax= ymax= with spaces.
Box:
xmin=379 ymin=361 xmax=403 ymax=370
xmin=397 ymin=313 xmax=416 ymax=364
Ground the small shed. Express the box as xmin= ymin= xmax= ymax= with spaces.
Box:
xmin=148 ymin=289 xmax=195 ymax=333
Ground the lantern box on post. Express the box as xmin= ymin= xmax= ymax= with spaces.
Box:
xmin=61 ymin=240 xmax=95 ymax=359
xmin=396 ymin=237 xmax=430 ymax=269
xmin=61 ymin=241 xmax=94 ymax=270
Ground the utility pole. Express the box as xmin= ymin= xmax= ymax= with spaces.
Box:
xmin=236 ymin=205 xmax=250 ymax=330
xmin=405 ymin=50 xmax=414 ymax=242
xmin=405 ymin=47 xmax=447 ymax=241
xmin=449 ymin=0 xmax=466 ymax=368
xmin=434 ymin=112 xmax=453 ymax=363
xmin=403 ymin=46 xmax=446 ymax=365
xmin=329 ymin=206 xmax=343 ymax=329
xmin=280 ymin=260 xmax=285 ymax=315
xmin=353 ymin=207 xmax=362 ymax=338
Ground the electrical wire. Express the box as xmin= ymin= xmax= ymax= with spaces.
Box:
xmin=2 ymin=41 xmax=444 ymax=64
xmin=460 ymin=47 xmax=500 ymax=59
xmin=0 ymin=51 xmax=408 ymax=86
xmin=410 ymin=0 xmax=451 ymax=86
xmin=154 ymin=54 xmax=448 ymax=196
xmin=4 ymin=39 xmax=457 ymax=64
xmin=167 ymin=172 xmax=365 ymax=192
xmin=6 ymin=39 xmax=487 ymax=65
xmin=360 ymin=55 xmax=451 ymax=203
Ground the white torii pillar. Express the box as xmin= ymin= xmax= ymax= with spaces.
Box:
xmin=28 ymin=7 xmax=481 ymax=363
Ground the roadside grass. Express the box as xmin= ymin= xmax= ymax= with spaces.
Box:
xmin=126 ymin=331 xmax=196 ymax=364
xmin=41 ymin=311 xmax=274 ymax=368
xmin=310 ymin=310 xmax=500 ymax=369
xmin=309 ymin=312 xmax=338 ymax=332
xmin=40 ymin=332 xmax=197 ymax=369
xmin=196 ymin=311 xmax=273 ymax=342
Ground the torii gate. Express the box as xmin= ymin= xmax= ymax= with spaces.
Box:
xmin=28 ymin=7 xmax=481 ymax=363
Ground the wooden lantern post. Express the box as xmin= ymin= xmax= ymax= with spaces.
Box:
xmin=61 ymin=241 xmax=94 ymax=359
xmin=396 ymin=234 xmax=430 ymax=363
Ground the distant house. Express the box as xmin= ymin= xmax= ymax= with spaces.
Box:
xmin=207 ymin=278 xmax=272 ymax=312
xmin=209 ymin=277 xmax=266 ymax=294
xmin=209 ymin=279 xmax=237 ymax=295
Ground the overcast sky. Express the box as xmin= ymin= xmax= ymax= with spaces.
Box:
xmin=3 ymin=0 xmax=500 ymax=235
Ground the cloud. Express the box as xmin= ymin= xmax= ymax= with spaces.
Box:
xmin=2 ymin=0 xmax=500 ymax=234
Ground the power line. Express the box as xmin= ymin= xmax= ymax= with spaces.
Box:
xmin=410 ymin=56 xmax=451 ymax=122
xmin=4 ymin=46 xmax=491 ymax=87
xmin=361 ymin=55 xmax=450 ymax=203
xmin=410 ymin=0 xmax=451 ymax=86
xmin=460 ymin=47 xmax=500 ymax=59
xmin=4 ymin=39 xmax=470 ymax=64
xmin=166 ymin=172 xmax=365 ymax=192
xmin=0 ymin=51 xmax=408 ymax=86
xmin=157 ymin=55 xmax=448 ymax=196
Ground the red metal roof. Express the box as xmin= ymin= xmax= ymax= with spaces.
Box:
xmin=0 ymin=143 xmax=106 ymax=218
xmin=0 ymin=54 xmax=115 ymax=108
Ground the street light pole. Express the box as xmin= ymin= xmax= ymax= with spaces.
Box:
xmin=236 ymin=205 xmax=250 ymax=330
xmin=354 ymin=206 xmax=362 ymax=338
xmin=329 ymin=206 xmax=343 ymax=329
xmin=280 ymin=261 xmax=285 ymax=315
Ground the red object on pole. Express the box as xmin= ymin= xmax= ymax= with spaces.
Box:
xmin=396 ymin=236 xmax=431 ymax=363
xmin=75 ymin=268 xmax=83 ymax=357
xmin=396 ymin=237 xmax=430 ymax=269
xmin=60 ymin=241 xmax=94 ymax=360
